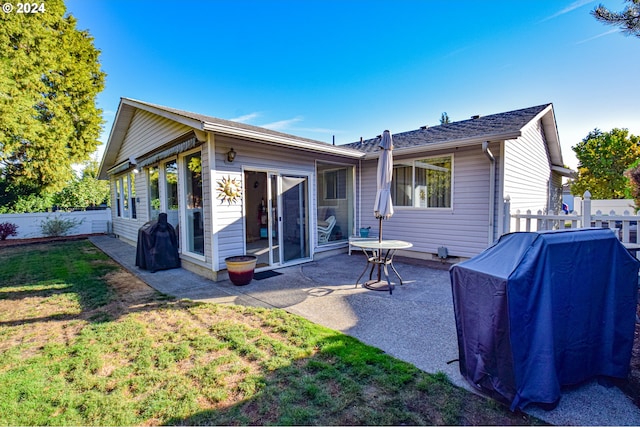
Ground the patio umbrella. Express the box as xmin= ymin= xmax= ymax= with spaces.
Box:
xmin=373 ymin=130 xmax=394 ymax=242
xmin=368 ymin=130 xmax=394 ymax=288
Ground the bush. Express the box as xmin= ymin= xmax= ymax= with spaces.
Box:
xmin=39 ymin=215 xmax=83 ymax=237
xmin=0 ymin=222 xmax=18 ymax=240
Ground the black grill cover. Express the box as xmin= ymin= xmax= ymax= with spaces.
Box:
xmin=135 ymin=213 xmax=180 ymax=272
xmin=450 ymin=228 xmax=639 ymax=411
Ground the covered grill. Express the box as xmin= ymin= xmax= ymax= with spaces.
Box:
xmin=135 ymin=213 xmax=180 ymax=273
xmin=450 ymin=228 xmax=639 ymax=410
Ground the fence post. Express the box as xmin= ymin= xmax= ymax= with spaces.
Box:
xmin=582 ymin=191 xmax=591 ymax=228
xmin=503 ymin=195 xmax=511 ymax=234
xmin=573 ymin=195 xmax=582 ymax=215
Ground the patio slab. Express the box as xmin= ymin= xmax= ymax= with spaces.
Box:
xmin=89 ymin=235 xmax=640 ymax=426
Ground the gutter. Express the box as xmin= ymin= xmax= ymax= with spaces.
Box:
xmin=482 ymin=141 xmax=496 ymax=245
xmin=202 ymin=122 xmax=364 ymax=159
xmin=361 ymin=131 xmax=522 ymax=160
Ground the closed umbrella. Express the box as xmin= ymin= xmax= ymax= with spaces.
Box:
xmin=373 ymin=130 xmax=394 ymax=242
xmin=367 ymin=130 xmax=394 ymax=288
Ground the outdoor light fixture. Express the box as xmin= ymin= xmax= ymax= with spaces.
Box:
xmin=227 ymin=148 xmax=236 ymax=163
xmin=129 ymin=156 xmax=139 ymax=173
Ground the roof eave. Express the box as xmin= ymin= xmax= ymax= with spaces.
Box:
xmin=98 ymin=100 xmax=135 ymax=180
xmin=202 ymin=122 xmax=364 ymax=158
xmin=551 ymin=165 xmax=577 ymax=178
xmin=361 ymin=131 xmax=523 ymax=159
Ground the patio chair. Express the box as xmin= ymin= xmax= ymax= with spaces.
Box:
xmin=317 ymin=215 xmax=336 ymax=244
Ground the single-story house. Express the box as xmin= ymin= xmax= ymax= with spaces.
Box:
xmin=98 ymin=98 xmax=572 ymax=280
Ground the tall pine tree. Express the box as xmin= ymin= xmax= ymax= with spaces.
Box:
xmin=0 ymin=0 xmax=105 ymax=210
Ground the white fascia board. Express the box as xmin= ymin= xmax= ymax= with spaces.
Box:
xmin=362 ymin=131 xmax=522 ymax=160
xmin=202 ymin=121 xmax=364 ymax=158
xmin=98 ymin=101 xmax=135 ymax=180
xmin=123 ymin=98 xmax=205 ymax=130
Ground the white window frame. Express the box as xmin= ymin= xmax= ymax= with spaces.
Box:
xmin=114 ymin=172 xmax=137 ymax=219
xmin=323 ymin=168 xmax=348 ymax=201
xmin=392 ymin=154 xmax=453 ymax=209
xmin=179 ymin=148 xmax=205 ymax=261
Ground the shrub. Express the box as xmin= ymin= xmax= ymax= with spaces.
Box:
xmin=0 ymin=222 xmax=18 ymax=240
xmin=40 ymin=215 xmax=83 ymax=237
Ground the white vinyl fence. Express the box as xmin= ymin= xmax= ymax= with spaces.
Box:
xmin=507 ymin=191 xmax=638 ymax=244
xmin=0 ymin=209 xmax=112 ymax=240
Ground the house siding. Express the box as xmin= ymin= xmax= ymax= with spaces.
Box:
xmin=114 ymin=109 xmax=192 ymax=166
xmin=109 ymin=110 xmax=213 ymax=273
xmin=358 ymin=145 xmax=496 ymax=259
xmin=503 ymin=120 xmax=552 ymax=220
xmin=212 ymin=135 xmax=358 ymax=270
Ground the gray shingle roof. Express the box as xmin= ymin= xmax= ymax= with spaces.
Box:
xmin=346 ymin=104 xmax=552 ymax=153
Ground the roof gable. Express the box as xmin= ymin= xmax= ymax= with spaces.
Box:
xmin=98 ymin=98 xmax=363 ymax=178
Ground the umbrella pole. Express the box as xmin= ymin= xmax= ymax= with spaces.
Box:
xmin=377 ymin=217 xmax=382 ymax=281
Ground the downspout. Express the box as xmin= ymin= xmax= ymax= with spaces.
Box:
xmin=358 ymin=158 xmax=362 ymax=235
xmin=482 ymin=141 xmax=495 ymax=245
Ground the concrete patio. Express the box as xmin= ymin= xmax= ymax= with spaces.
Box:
xmin=89 ymin=235 xmax=640 ymax=426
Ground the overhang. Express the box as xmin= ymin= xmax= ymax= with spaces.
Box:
xmin=98 ymin=98 xmax=363 ymax=179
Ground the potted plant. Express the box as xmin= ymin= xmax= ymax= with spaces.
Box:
xmin=225 ymin=255 xmax=257 ymax=285
xmin=359 ymin=226 xmax=371 ymax=238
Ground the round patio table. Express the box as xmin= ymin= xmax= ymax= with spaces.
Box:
xmin=350 ymin=239 xmax=413 ymax=295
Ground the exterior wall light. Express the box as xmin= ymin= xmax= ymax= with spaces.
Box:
xmin=129 ymin=156 xmax=139 ymax=173
xmin=227 ymin=148 xmax=236 ymax=163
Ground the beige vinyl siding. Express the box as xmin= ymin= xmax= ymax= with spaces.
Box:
xmin=114 ymin=109 xmax=192 ymax=166
xmin=503 ymin=120 xmax=551 ymax=221
xmin=212 ymin=135 xmax=358 ymax=268
xmin=110 ymin=109 xmax=193 ymax=242
xmin=358 ymin=146 xmax=495 ymax=259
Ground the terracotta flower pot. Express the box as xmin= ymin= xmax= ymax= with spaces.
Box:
xmin=225 ymin=255 xmax=257 ymax=285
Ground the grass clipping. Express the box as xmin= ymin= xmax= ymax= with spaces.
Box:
xmin=0 ymin=241 xmax=541 ymax=426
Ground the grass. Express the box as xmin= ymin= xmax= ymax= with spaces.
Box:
xmin=0 ymin=240 xmax=545 ymax=426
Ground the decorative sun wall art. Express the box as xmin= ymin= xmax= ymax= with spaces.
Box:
xmin=216 ymin=175 xmax=243 ymax=205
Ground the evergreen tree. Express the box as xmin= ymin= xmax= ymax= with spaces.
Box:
xmin=592 ymin=0 xmax=640 ymax=38
xmin=0 ymin=0 xmax=105 ymax=211
xmin=440 ymin=112 xmax=450 ymax=125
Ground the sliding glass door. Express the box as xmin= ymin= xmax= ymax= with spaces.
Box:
xmin=281 ymin=175 xmax=309 ymax=262
xmin=244 ymin=170 xmax=310 ymax=268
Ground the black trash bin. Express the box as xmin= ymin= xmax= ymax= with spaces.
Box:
xmin=450 ymin=228 xmax=639 ymax=410
xmin=135 ymin=213 xmax=180 ymax=273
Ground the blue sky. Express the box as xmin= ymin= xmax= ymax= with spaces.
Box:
xmin=65 ymin=0 xmax=640 ymax=169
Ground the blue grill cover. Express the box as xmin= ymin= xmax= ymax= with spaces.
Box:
xmin=450 ymin=228 xmax=639 ymax=410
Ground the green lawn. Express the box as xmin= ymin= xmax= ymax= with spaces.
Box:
xmin=0 ymin=240 xmax=544 ymax=425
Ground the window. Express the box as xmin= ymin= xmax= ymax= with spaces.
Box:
xmin=122 ymin=176 xmax=129 ymax=217
xmin=164 ymin=160 xmax=180 ymax=232
xmin=115 ymin=180 xmax=122 ymax=217
xmin=115 ymin=173 xmax=137 ymax=218
xmin=323 ymin=169 xmax=347 ymax=200
xmin=129 ymin=172 xmax=137 ymax=219
xmin=183 ymin=151 xmax=204 ymax=256
xmin=316 ymin=162 xmax=354 ymax=245
xmin=148 ymin=166 xmax=160 ymax=221
xmin=392 ymin=156 xmax=452 ymax=208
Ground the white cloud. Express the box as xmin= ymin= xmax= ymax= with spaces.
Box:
xmin=575 ymin=28 xmax=619 ymax=44
xmin=260 ymin=116 xmax=304 ymax=131
xmin=540 ymin=0 xmax=595 ymax=22
xmin=229 ymin=112 xmax=261 ymax=123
